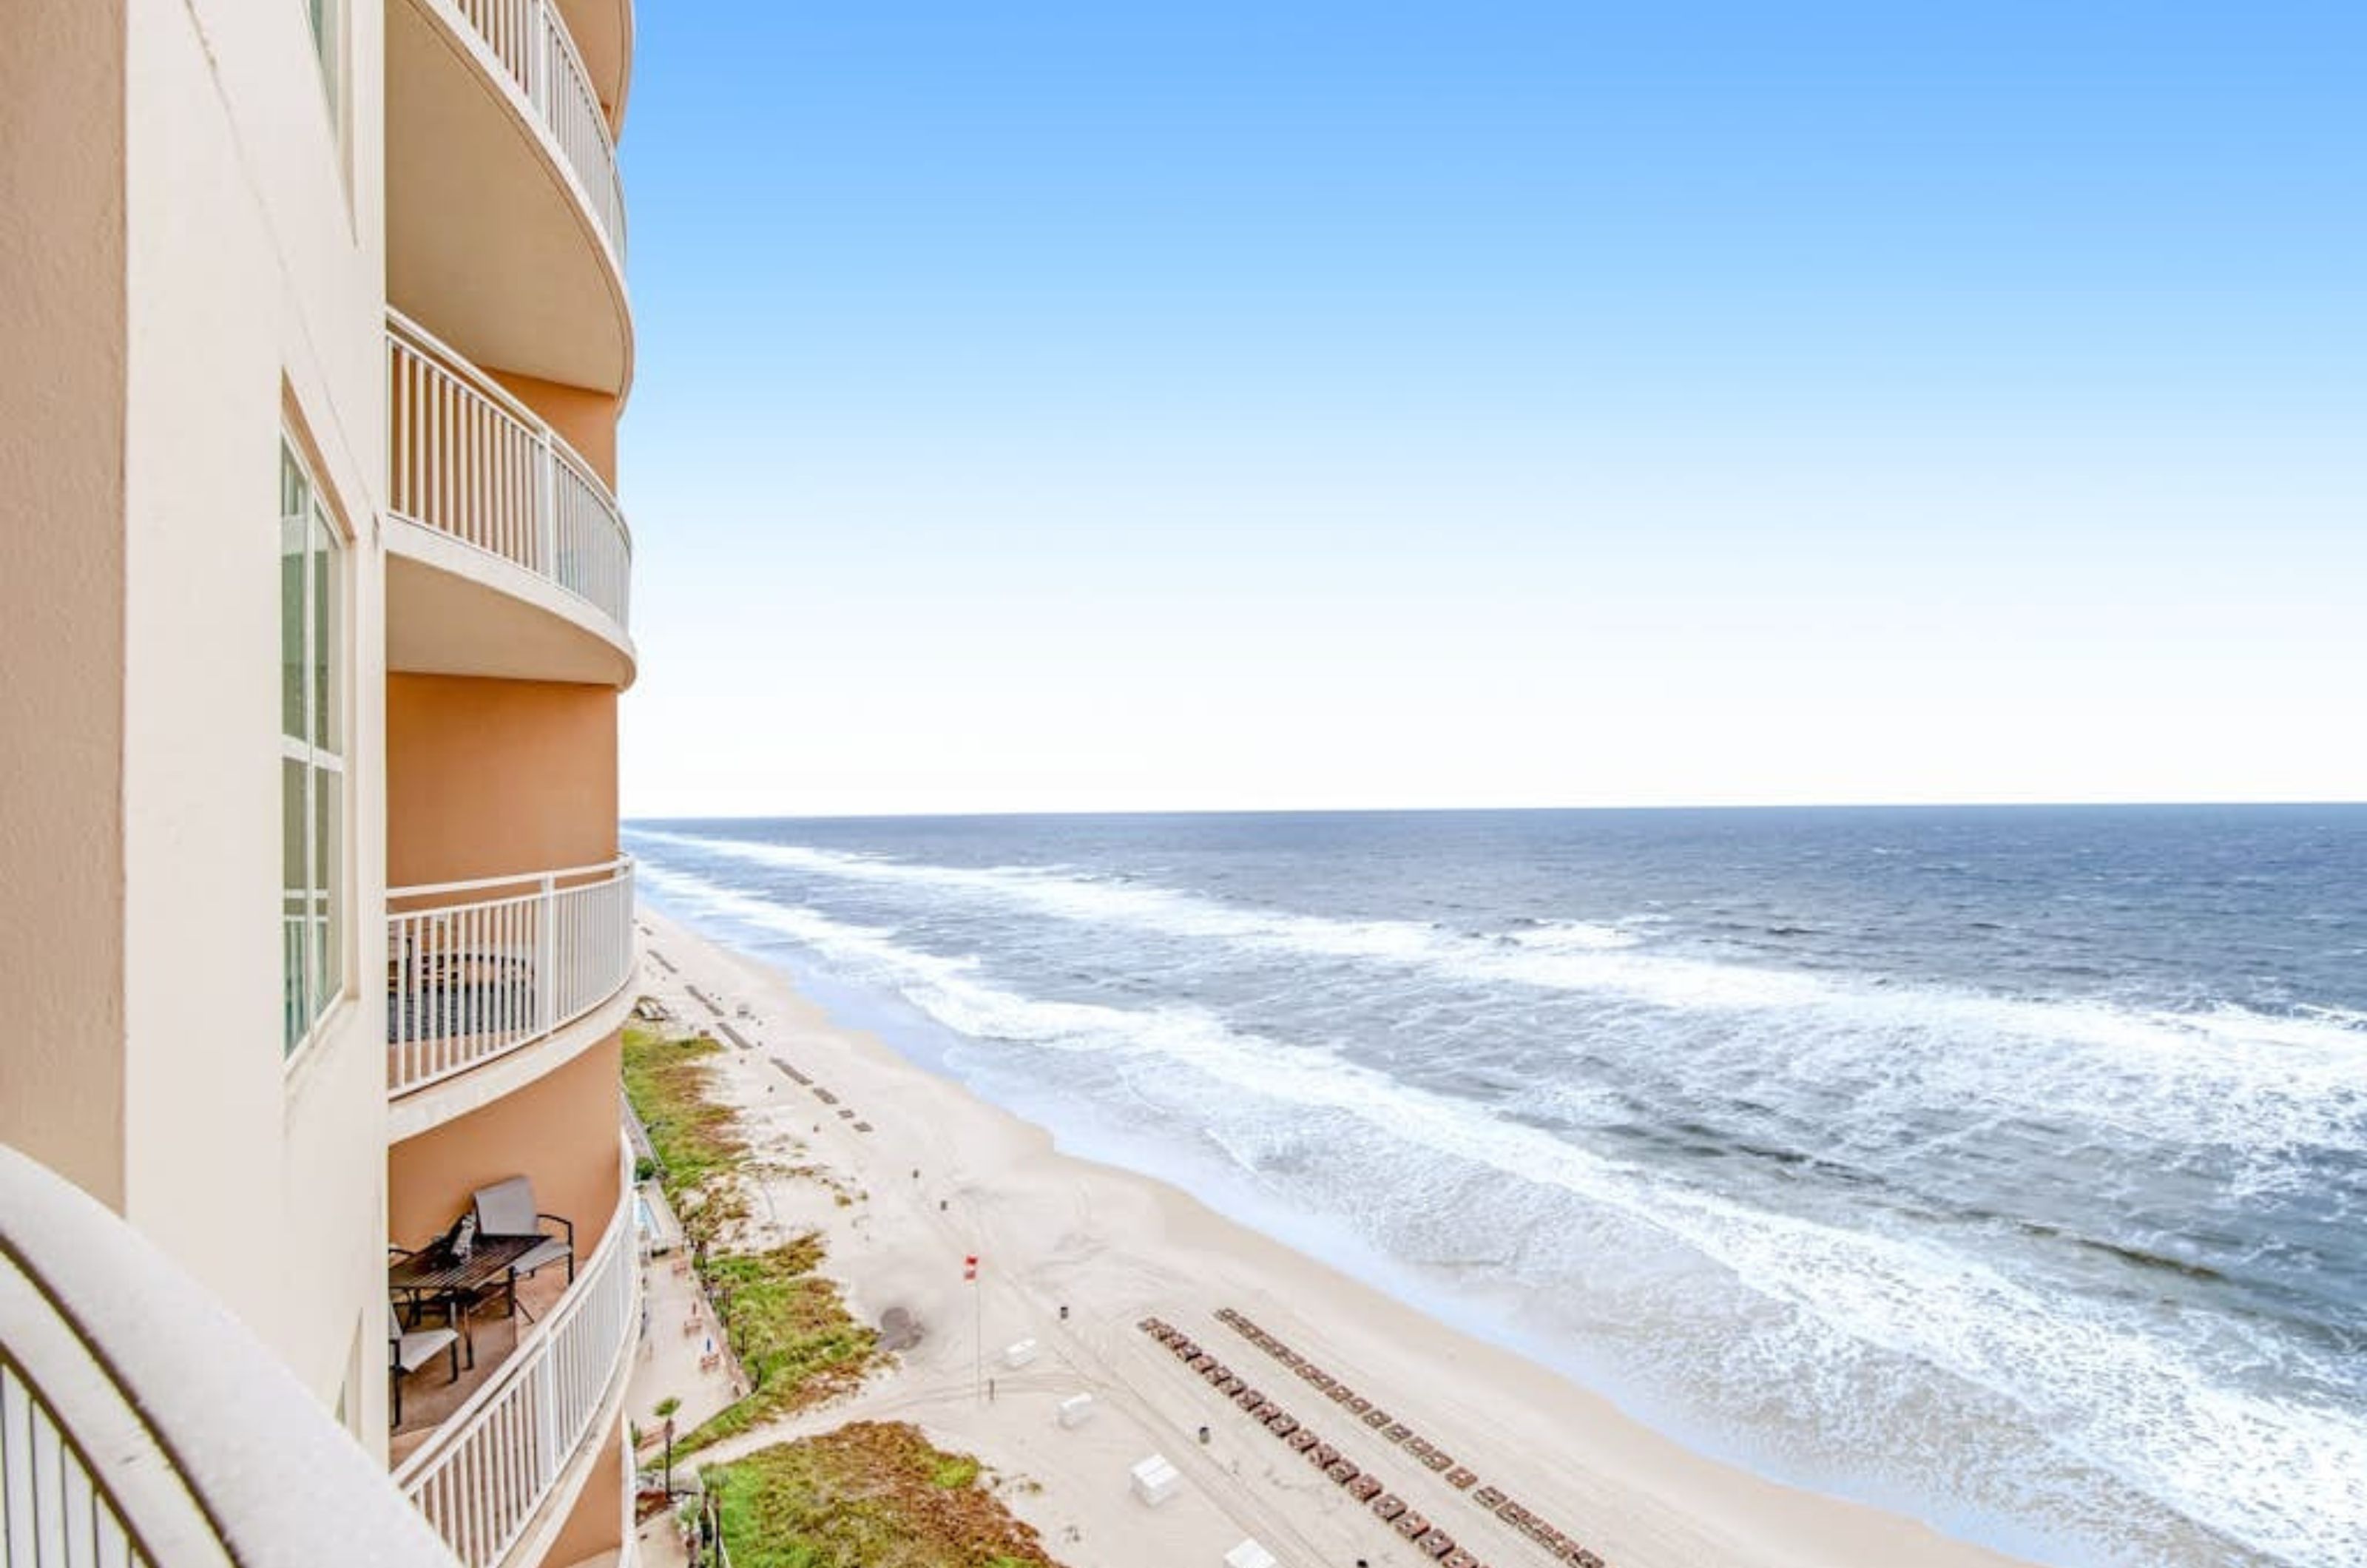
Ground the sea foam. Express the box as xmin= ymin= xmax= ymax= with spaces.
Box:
xmin=632 ymin=832 xmax=2367 ymax=1165
xmin=637 ymin=855 xmax=2367 ymax=1567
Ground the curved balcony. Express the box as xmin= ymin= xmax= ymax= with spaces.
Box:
xmin=387 ymin=314 xmax=635 ymax=687
xmin=452 ymin=0 xmax=625 ymax=255
xmin=388 ymin=858 xmax=636 ymax=1103
xmin=394 ymin=1152 xmax=638 ymax=1568
xmin=0 ymin=1142 xmax=461 ymax=1567
xmin=390 ymin=0 xmax=631 ymax=396
xmin=551 ymin=0 xmax=633 ymax=138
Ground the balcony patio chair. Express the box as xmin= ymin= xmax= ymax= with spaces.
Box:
xmin=388 ymin=1300 xmax=461 ymax=1426
xmin=387 ymin=1243 xmax=484 ymax=1364
xmin=470 ymin=1175 xmax=575 ymax=1321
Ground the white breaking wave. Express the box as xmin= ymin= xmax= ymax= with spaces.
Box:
xmin=638 ymin=860 xmax=2367 ymax=1567
xmin=630 ymin=831 xmax=2367 ymax=1163
xmin=1504 ymin=919 xmax=1643 ymax=952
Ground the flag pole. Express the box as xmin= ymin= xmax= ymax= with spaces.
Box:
xmin=965 ymin=1251 xmax=982 ymax=1403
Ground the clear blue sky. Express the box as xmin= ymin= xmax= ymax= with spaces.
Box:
xmin=615 ymin=3 xmax=2365 ymax=818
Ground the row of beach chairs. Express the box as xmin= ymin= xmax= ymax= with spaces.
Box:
xmin=1140 ymin=1317 xmax=1482 ymax=1568
xmin=769 ymin=1055 xmax=874 ymax=1133
xmin=1209 ymin=1307 xmax=1610 ymax=1568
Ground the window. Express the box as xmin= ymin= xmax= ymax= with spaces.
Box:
xmin=303 ymin=0 xmax=340 ymax=115
xmin=282 ymin=442 xmax=345 ymax=1055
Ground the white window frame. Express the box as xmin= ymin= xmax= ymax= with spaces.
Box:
xmin=302 ymin=0 xmax=354 ymax=200
xmin=282 ymin=436 xmax=349 ymax=1059
xmin=303 ymin=0 xmax=342 ymax=118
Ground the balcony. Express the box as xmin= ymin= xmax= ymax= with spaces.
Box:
xmin=388 ymin=858 xmax=636 ymax=1114
xmin=393 ymin=1149 xmax=638 ymax=1568
xmin=390 ymin=0 xmax=631 ymax=398
xmin=454 ymin=0 xmax=626 ymax=260
xmin=550 ymin=0 xmax=632 ymax=138
xmin=0 ymin=1143 xmax=460 ymax=1567
xmin=386 ymin=314 xmax=635 ymax=687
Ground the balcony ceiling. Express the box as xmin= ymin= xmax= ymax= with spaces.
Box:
xmin=386 ymin=525 xmax=637 ymax=689
xmin=388 ymin=0 xmax=632 ymax=398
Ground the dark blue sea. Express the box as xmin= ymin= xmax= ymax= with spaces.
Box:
xmin=627 ymin=805 xmax=2367 ymax=1568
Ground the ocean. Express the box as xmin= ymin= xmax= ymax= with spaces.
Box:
xmin=624 ymin=805 xmax=2366 ymax=1568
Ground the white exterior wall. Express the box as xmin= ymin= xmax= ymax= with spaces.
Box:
xmin=114 ymin=0 xmax=393 ymax=1443
xmin=4 ymin=0 xmax=640 ymax=1514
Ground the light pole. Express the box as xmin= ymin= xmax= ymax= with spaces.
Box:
xmin=965 ymin=1251 xmax=981 ymax=1403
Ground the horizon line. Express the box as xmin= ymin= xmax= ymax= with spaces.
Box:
xmin=619 ymin=797 xmax=2367 ymax=824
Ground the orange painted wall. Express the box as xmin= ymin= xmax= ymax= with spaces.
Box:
xmin=386 ymin=673 xmax=616 ymax=889
xmin=386 ymin=1028 xmax=623 ymax=1254
xmin=487 ymin=368 xmax=619 ymax=490
xmin=0 ymin=0 xmax=129 ymax=1207
xmin=546 ymin=1418 xmax=627 ymax=1563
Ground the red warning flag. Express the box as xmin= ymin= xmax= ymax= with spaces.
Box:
xmin=963 ymin=1254 xmax=978 ymax=1282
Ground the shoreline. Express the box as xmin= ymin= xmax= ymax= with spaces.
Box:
xmin=631 ymin=902 xmax=2043 ymax=1568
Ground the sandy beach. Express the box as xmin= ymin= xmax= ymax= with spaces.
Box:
xmin=627 ymin=904 xmax=2039 ymax=1568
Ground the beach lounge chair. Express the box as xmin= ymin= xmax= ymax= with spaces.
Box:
xmin=388 ymin=1301 xmax=459 ymax=1425
xmin=470 ymin=1176 xmax=575 ymax=1317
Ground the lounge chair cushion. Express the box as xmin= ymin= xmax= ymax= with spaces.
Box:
xmin=388 ymin=1304 xmax=458 ymax=1373
xmin=512 ymin=1234 xmax=572 ymax=1277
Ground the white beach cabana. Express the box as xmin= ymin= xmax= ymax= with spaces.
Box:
xmin=1130 ymin=1453 xmax=1183 ymax=1506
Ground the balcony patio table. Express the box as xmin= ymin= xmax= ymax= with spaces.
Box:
xmin=388 ymin=1235 xmax=540 ymax=1363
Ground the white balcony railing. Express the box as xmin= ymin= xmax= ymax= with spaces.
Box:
xmin=388 ymin=314 xmax=632 ymax=632
xmin=387 ymin=858 xmax=635 ymax=1097
xmin=394 ymin=1161 xmax=638 ymax=1568
xmin=448 ymin=0 xmax=625 ymax=262
xmin=0 ymin=1143 xmax=461 ymax=1568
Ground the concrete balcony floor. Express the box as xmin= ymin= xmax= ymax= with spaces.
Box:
xmin=390 ymin=1261 xmax=578 ymax=1464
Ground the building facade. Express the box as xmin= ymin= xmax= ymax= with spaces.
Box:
xmin=1 ymin=2 xmax=642 ymax=1565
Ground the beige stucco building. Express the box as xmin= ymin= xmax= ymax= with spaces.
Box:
xmin=1 ymin=2 xmax=644 ymax=1564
